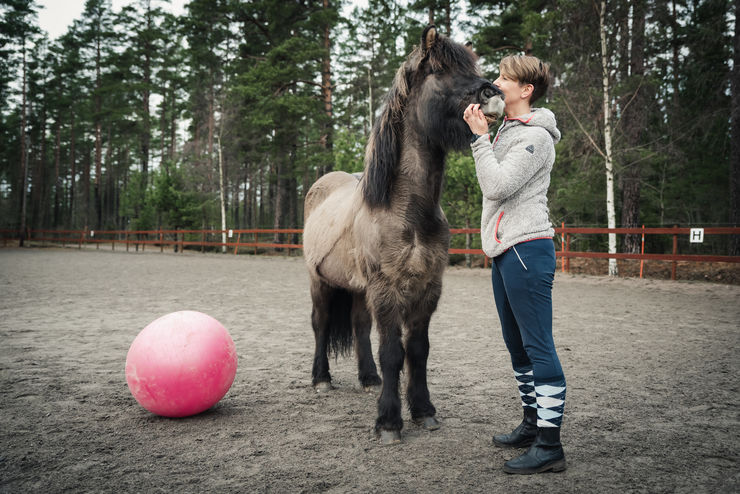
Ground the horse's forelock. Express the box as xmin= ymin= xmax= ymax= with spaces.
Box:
xmin=426 ymin=36 xmax=480 ymax=76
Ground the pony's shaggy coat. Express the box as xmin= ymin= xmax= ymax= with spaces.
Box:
xmin=303 ymin=26 xmax=504 ymax=442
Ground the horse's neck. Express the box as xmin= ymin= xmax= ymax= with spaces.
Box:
xmin=396 ymin=145 xmax=446 ymax=209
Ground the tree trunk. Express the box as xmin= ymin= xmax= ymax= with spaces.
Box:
xmin=105 ymin=125 xmax=113 ymax=226
xmin=33 ymin=98 xmax=47 ymax=229
xmin=170 ymin=87 xmax=177 ymax=162
xmin=54 ymin=119 xmax=61 ymax=226
xmin=141 ymin=0 xmax=152 ymax=186
xmin=671 ymin=0 xmax=680 ymax=107
xmin=160 ymin=83 xmax=168 ymax=162
xmin=621 ymin=0 xmax=646 ymax=254
xmin=367 ymin=66 xmax=373 ymax=132
xmin=600 ymin=0 xmax=618 ymax=276
xmin=217 ymin=133 xmax=227 ymax=253
xmin=83 ymin=145 xmax=91 ymax=229
xmin=273 ymin=151 xmax=284 ymax=246
xmin=731 ymin=0 xmax=740 ymax=254
xmin=69 ymin=114 xmax=76 ymax=227
xmin=19 ymin=39 xmax=28 ymax=246
xmin=95 ymin=34 xmax=103 ymax=229
xmin=208 ymin=70 xmax=215 ymax=188
xmin=320 ymin=0 xmax=333 ymax=176
xmin=245 ymin=169 xmax=252 ymax=229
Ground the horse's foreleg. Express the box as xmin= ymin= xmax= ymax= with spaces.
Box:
xmin=352 ymin=293 xmax=381 ymax=391
xmin=376 ymin=323 xmax=405 ymax=444
xmin=405 ymin=281 xmax=441 ymax=431
xmin=310 ymin=280 xmax=332 ymax=391
xmin=369 ymin=285 xmax=405 ymax=444
xmin=405 ymin=315 xmax=439 ymax=430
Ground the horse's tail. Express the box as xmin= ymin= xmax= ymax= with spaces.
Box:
xmin=326 ymin=288 xmax=354 ymax=357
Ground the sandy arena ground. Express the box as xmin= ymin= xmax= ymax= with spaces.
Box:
xmin=1 ymin=247 xmax=738 ymax=493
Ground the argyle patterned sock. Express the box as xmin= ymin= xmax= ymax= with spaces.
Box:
xmin=535 ymin=380 xmax=566 ymax=427
xmin=513 ymin=366 xmax=537 ymax=409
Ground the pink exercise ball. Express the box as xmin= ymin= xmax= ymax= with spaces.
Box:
xmin=125 ymin=311 xmax=237 ymax=417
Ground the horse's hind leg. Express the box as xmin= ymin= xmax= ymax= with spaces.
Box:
xmin=310 ymin=279 xmax=333 ymax=391
xmin=351 ymin=293 xmax=381 ymax=391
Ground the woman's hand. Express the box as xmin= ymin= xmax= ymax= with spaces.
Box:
xmin=463 ymin=103 xmax=489 ymax=135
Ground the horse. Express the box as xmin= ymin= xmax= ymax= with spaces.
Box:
xmin=303 ymin=25 xmax=505 ymax=445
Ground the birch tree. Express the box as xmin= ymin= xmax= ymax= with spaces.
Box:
xmin=600 ymin=0 xmax=618 ymax=276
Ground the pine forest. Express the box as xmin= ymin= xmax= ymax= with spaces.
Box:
xmin=1 ymin=0 xmax=738 ymax=258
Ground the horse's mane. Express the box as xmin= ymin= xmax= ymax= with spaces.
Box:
xmin=362 ymin=27 xmax=480 ymax=208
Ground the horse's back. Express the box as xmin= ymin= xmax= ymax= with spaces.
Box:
xmin=304 ymin=171 xmax=360 ymax=222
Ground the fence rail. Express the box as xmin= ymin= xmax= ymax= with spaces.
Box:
xmin=2 ymin=226 xmax=738 ymax=280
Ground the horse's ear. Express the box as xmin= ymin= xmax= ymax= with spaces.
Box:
xmin=422 ymin=25 xmax=437 ymax=54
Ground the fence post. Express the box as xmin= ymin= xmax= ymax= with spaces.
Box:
xmin=79 ymin=230 xmax=84 ymax=249
xmin=254 ymin=232 xmax=258 ymax=255
xmin=201 ymin=230 xmax=206 ymax=253
xmin=561 ymin=222 xmax=565 ymax=273
xmin=672 ymin=226 xmax=678 ymax=280
xmin=639 ymin=225 xmax=645 ymax=279
xmin=234 ymin=232 xmax=241 ymax=256
xmin=160 ymin=229 xmax=164 ymax=253
xmin=565 ymin=233 xmax=571 ymax=273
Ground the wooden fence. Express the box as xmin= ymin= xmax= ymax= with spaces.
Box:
xmin=2 ymin=226 xmax=738 ymax=280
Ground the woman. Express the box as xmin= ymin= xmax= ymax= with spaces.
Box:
xmin=463 ymin=55 xmax=566 ymax=475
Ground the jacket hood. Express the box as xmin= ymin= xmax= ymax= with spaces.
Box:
xmin=503 ymin=107 xmax=561 ymax=144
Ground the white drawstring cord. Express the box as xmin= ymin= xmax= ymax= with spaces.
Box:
xmin=512 ymin=245 xmax=528 ymax=271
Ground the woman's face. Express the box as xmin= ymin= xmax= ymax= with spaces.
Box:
xmin=493 ymin=73 xmax=532 ymax=110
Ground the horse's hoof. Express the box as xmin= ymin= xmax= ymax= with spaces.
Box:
xmin=378 ymin=429 xmax=402 ymax=445
xmin=314 ymin=382 xmax=333 ymax=393
xmin=363 ymin=384 xmax=381 ymax=394
xmin=413 ymin=416 xmax=441 ymax=431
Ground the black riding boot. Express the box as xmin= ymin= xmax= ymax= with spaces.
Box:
xmin=503 ymin=427 xmax=566 ymax=474
xmin=492 ymin=406 xmax=538 ymax=448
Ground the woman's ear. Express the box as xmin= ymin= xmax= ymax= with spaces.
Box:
xmin=521 ymin=83 xmax=534 ymax=100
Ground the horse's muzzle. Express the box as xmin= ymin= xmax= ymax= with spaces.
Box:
xmin=479 ymin=83 xmax=505 ymax=122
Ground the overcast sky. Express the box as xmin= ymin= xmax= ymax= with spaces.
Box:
xmin=37 ymin=0 xmax=187 ymax=40
xmin=36 ymin=0 xmax=370 ymax=41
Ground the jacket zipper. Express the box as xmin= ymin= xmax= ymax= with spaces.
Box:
xmin=494 ymin=211 xmax=504 ymax=244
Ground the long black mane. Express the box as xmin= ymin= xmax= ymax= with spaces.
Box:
xmin=362 ymin=26 xmax=481 ymax=208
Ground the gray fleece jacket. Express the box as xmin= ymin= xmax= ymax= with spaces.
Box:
xmin=470 ymin=107 xmax=561 ymax=258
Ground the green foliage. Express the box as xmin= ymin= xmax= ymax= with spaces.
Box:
xmin=119 ymin=171 xmax=154 ymax=230
xmin=333 ymin=127 xmax=366 ymax=174
xmin=443 ymin=151 xmax=482 ymax=228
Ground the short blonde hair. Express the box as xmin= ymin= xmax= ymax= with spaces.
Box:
xmin=499 ymin=55 xmax=551 ymax=104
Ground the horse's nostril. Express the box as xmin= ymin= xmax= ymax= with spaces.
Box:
xmin=482 ymin=87 xmax=497 ymax=100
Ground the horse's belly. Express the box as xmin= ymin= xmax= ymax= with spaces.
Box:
xmin=316 ymin=243 xmax=365 ymax=291
xmin=303 ymin=176 xmax=365 ymax=291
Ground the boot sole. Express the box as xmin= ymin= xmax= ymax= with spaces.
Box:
xmin=492 ymin=437 xmax=535 ymax=449
xmin=503 ymin=458 xmax=567 ymax=475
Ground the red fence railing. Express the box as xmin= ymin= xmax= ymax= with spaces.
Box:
xmin=2 ymin=226 xmax=738 ymax=280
